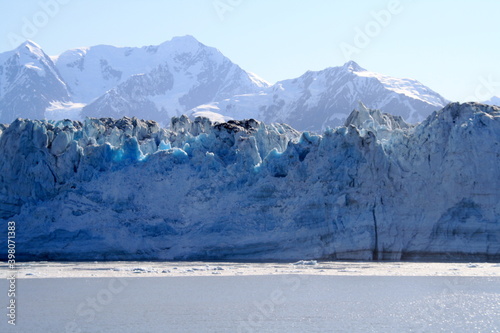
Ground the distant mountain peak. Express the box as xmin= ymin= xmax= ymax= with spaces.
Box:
xmin=483 ymin=96 xmax=500 ymax=106
xmin=161 ymin=35 xmax=204 ymax=51
xmin=342 ymin=60 xmax=365 ymax=72
xmin=12 ymin=40 xmax=46 ymax=59
xmin=18 ymin=39 xmax=42 ymax=50
xmin=170 ymin=34 xmax=200 ymax=43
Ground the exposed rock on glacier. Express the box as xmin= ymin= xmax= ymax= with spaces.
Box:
xmin=0 ymin=102 xmax=498 ymax=261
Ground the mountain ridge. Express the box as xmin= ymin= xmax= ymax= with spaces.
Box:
xmin=54 ymin=35 xmax=269 ymax=104
xmin=191 ymin=60 xmax=449 ymax=131
xmin=0 ymin=36 xmax=448 ymax=131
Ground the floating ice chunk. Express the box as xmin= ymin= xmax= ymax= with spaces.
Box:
xmin=293 ymin=260 xmax=318 ymax=266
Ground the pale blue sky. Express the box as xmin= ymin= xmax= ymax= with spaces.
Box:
xmin=0 ymin=0 xmax=499 ymax=101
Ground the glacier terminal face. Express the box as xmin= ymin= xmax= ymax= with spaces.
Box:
xmin=0 ymin=102 xmax=498 ymax=261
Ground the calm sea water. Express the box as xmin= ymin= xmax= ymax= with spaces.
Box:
xmin=1 ymin=275 xmax=499 ymax=332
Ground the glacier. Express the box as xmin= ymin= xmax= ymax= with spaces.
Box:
xmin=0 ymin=102 xmax=498 ymax=261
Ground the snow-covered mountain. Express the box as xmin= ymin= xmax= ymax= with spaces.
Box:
xmin=484 ymin=96 xmax=500 ymax=106
xmin=55 ymin=35 xmax=269 ymax=104
xmin=55 ymin=36 xmax=269 ymax=123
xmin=0 ymin=37 xmax=448 ymax=130
xmin=0 ymin=102 xmax=498 ymax=261
xmin=0 ymin=41 xmax=70 ymax=123
xmin=191 ymin=61 xmax=449 ymax=132
xmin=0 ymin=36 xmax=268 ymax=124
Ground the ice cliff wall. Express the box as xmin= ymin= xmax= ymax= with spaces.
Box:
xmin=0 ymin=102 xmax=498 ymax=261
